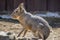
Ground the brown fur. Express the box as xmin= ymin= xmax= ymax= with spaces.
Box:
xmin=11 ymin=3 xmax=53 ymax=40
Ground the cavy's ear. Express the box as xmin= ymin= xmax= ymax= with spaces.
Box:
xmin=19 ymin=3 xmax=26 ymax=13
xmin=19 ymin=3 xmax=24 ymax=9
xmin=20 ymin=3 xmax=24 ymax=8
xmin=18 ymin=3 xmax=24 ymax=13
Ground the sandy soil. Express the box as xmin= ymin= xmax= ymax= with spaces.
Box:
xmin=0 ymin=19 xmax=60 ymax=40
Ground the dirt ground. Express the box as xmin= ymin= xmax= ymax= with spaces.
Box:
xmin=0 ymin=19 xmax=60 ymax=40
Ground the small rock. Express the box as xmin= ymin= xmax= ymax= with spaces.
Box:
xmin=0 ymin=31 xmax=16 ymax=40
xmin=0 ymin=31 xmax=9 ymax=40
